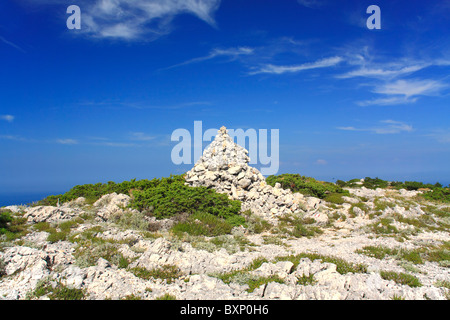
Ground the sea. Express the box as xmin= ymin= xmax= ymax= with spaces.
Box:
xmin=0 ymin=191 xmax=62 ymax=207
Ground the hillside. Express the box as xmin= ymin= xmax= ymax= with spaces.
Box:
xmin=0 ymin=127 xmax=449 ymax=300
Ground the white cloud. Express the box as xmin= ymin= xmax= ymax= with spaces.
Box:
xmin=315 ymin=159 xmax=328 ymax=165
xmin=337 ymin=65 xmax=427 ymax=79
xmin=0 ymin=135 xmax=26 ymax=141
xmin=130 ymin=132 xmax=156 ymax=141
xmin=81 ymin=0 xmax=222 ymax=40
xmin=249 ymin=56 xmax=343 ymax=75
xmin=0 ymin=115 xmax=14 ymax=122
xmin=357 ymin=96 xmax=417 ymax=107
xmin=426 ymin=129 xmax=450 ymax=144
xmin=357 ymin=79 xmax=447 ymax=106
xmin=164 ymin=47 xmax=254 ymax=69
xmin=56 ymin=139 xmax=78 ymax=145
xmin=297 ymin=0 xmax=326 ymax=9
xmin=373 ymin=79 xmax=447 ymax=98
xmin=337 ymin=120 xmax=413 ymax=134
xmin=0 ymin=36 xmax=26 ymax=53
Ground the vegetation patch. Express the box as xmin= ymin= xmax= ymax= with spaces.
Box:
xmin=28 ymin=279 xmax=85 ymax=300
xmin=210 ymin=256 xmax=285 ymax=292
xmin=276 ymin=214 xmax=323 ymax=238
xmin=129 ymin=264 xmax=182 ymax=284
xmin=274 ymin=253 xmax=367 ymax=275
xmin=266 ymin=174 xmax=349 ymax=199
xmin=171 ymin=212 xmax=238 ymax=237
xmin=0 ymin=210 xmax=29 ymax=242
xmin=379 ymin=270 xmax=422 ymax=287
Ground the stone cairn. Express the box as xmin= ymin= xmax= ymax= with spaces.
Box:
xmin=184 ymin=126 xmax=307 ymax=219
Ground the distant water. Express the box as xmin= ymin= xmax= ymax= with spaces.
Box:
xmin=0 ymin=192 xmax=61 ymax=207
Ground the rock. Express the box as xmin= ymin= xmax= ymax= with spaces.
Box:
xmin=252 ymin=261 xmax=294 ymax=279
xmin=342 ymin=196 xmax=359 ymax=204
xmin=4 ymin=205 xmax=23 ymax=213
xmin=94 ymin=193 xmax=131 ymax=220
xmin=24 ymin=206 xmax=83 ymax=223
xmin=184 ymin=126 xmax=312 ymax=219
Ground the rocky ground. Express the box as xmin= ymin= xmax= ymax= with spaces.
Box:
xmin=0 ymin=127 xmax=448 ymax=300
xmin=1 ymin=185 xmax=448 ymax=300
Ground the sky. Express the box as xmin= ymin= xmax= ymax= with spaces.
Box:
xmin=1 ymin=0 xmax=450 ymax=201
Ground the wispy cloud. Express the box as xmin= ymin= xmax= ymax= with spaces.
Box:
xmin=337 ymin=64 xmax=427 ymax=79
xmin=77 ymin=100 xmax=212 ymax=110
xmin=426 ymin=130 xmax=450 ymax=144
xmin=130 ymin=132 xmax=156 ymax=141
xmin=91 ymin=141 xmax=138 ymax=147
xmin=0 ymin=115 xmax=15 ymax=122
xmin=337 ymin=120 xmax=413 ymax=134
xmin=373 ymin=79 xmax=447 ymax=98
xmin=0 ymin=135 xmax=27 ymax=141
xmin=0 ymin=36 xmax=26 ymax=53
xmin=358 ymin=79 xmax=448 ymax=106
xmin=315 ymin=159 xmax=328 ymax=165
xmin=79 ymin=0 xmax=222 ymax=40
xmin=56 ymin=139 xmax=78 ymax=145
xmin=163 ymin=47 xmax=254 ymax=70
xmin=248 ymin=56 xmax=343 ymax=75
xmin=297 ymin=0 xmax=326 ymax=9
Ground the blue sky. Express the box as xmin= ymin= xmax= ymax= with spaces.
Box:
xmin=1 ymin=0 xmax=450 ymax=199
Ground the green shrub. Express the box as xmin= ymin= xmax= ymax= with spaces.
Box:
xmin=363 ymin=177 xmax=389 ymax=189
xmin=266 ymin=174 xmax=349 ymax=199
xmin=171 ymin=212 xmax=236 ymax=237
xmin=29 ymin=279 xmax=85 ymax=300
xmin=36 ymin=175 xmax=246 ymax=234
xmin=36 ymin=175 xmax=186 ymax=206
xmin=380 ymin=271 xmax=422 ymax=287
xmin=0 ymin=210 xmax=29 ymax=241
xmin=324 ymin=193 xmax=346 ymax=205
xmin=131 ymin=178 xmax=242 ymax=220
xmin=155 ymin=293 xmax=177 ymax=300
xmin=423 ymin=188 xmax=450 ymax=203
xmin=0 ymin=258 xmax=6 ymax=278
xmin=277 ymin=215 xmax=323 ymax=238
xmin=129 ymin=265 xmax=182 ymax=284
xmin=275 ymin=253 xmax=367 ymax=275
xmin=297 ymin=273 xmax=317 ymax=286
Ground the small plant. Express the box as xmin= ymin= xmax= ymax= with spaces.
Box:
xmin=129 ymin=264 xmax=182 ymax=284
xmin=324 ymin=193 xmax=346 ymax=205
xmin=0 ymin=258 xmax=6 ymax=279
xmin=122 ymin=294 xmax=142 ymax=300
xmin=370 ymin=218 xmax=399 ymax=235
xmin=171 ymin=212 xmax=237 ymax=237
xmin=380 ymin=270 xmax=422 ymax=287
xmin=277 ymin=214 xmax=323 ymax=238
xmin=296 ymin=273 xmax=317 ymax=286
xmin=155 ymin=293 xmax=176 ymax=300
xmin=0 ymin=210 xmax=29 ymax=242
xmin=29 ymin=279 xmax=85 ymax=300
xmin=266 ymin=174 xmax=349 ymax=199
xmin=275 ymin=253 xmax=367 ymax=275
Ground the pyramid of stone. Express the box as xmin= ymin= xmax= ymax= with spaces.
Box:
xmin=184 ymin=126 xmax=307 ymax=219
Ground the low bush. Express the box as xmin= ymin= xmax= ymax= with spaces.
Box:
xmin=131 ymin=178 xmax=242 ymax=221
xmin=0 ymin=210 xmax=29 ymax=241
xmin=37 ymin=175 xmax=246 ymax=235
xmin=266 ymin=174 xmax=349 ymax=199
xmin=379 ymin=270 xmax=422 ymax=287
xmin=29 ymin=279 xmax=85 ymax=300
xmin=171 ymin=212 xmax=237 ymax=237
xmin=129 ymin=264 xmax=182 ymax=284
